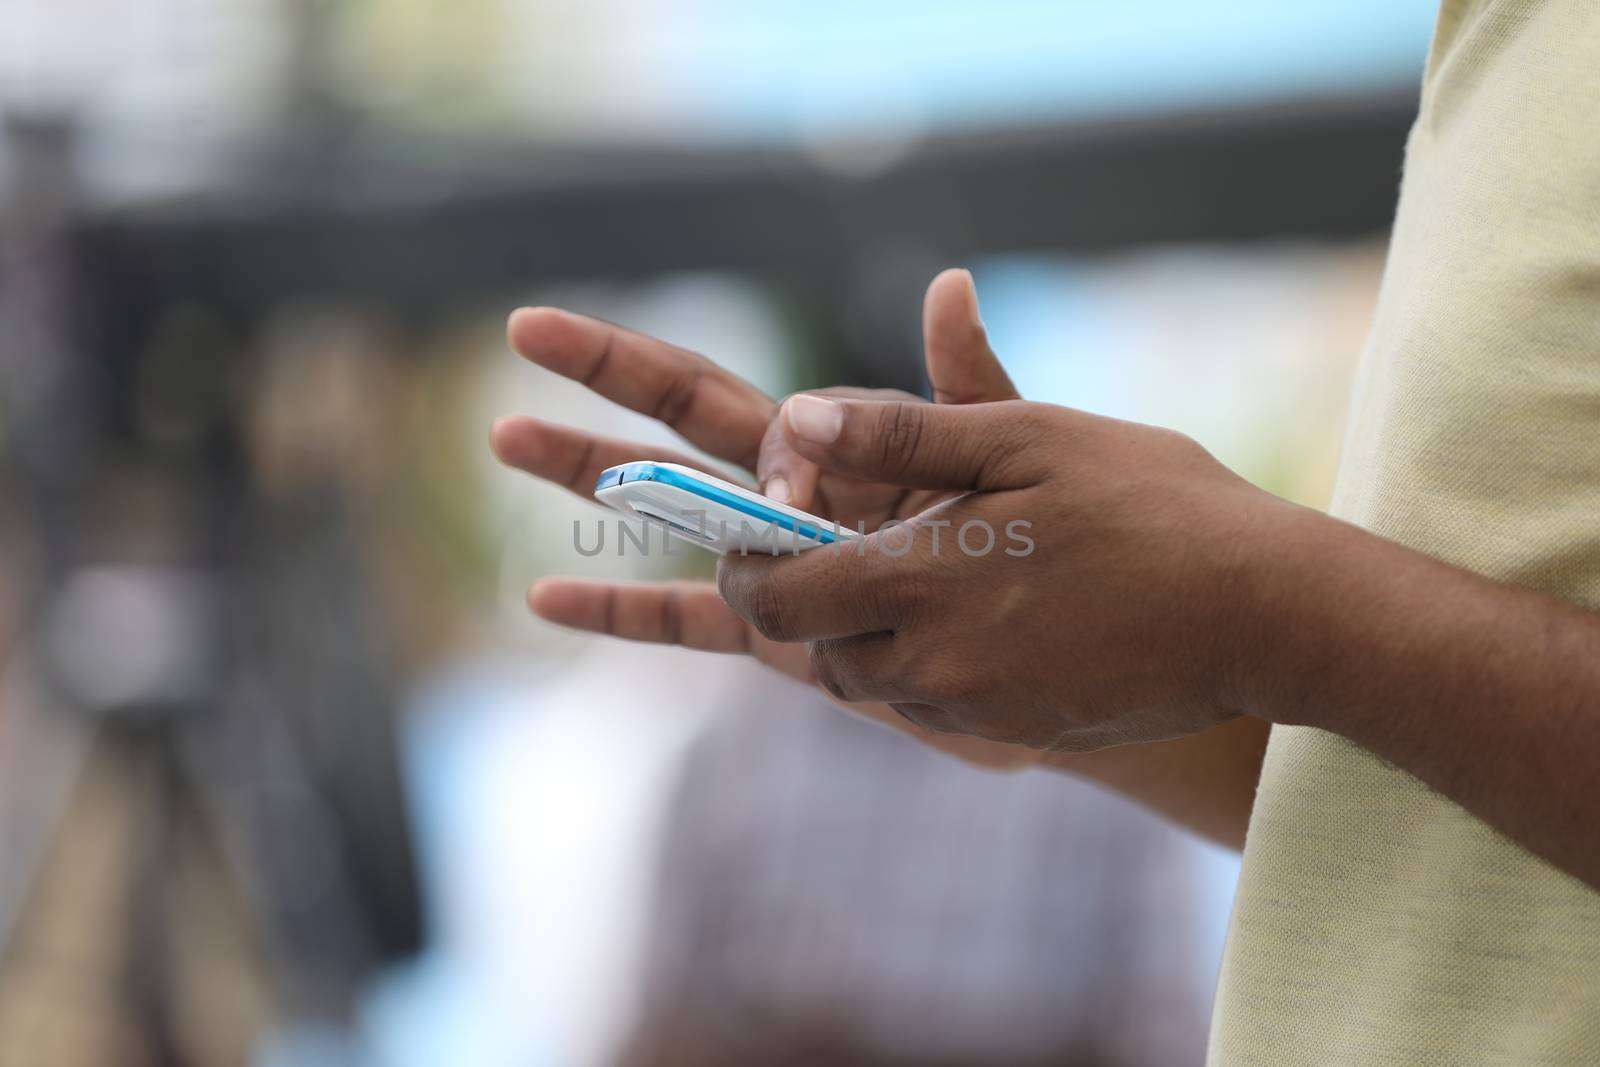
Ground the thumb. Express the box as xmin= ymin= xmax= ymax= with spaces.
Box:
xmin=779 ymin=394 xmax=1043 ymax=490
xmin=923 ymin=268 xmax=1018 ymax=404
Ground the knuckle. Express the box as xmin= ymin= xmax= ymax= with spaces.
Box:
xmin=650 ymin=363 xmax=702 ymax=428
xmin=901 ymin=658 xmax=945 ymax=700
xmin=808 ymin=643 xmax=852 ymax=702
xmin=890 ymin=701 xmax=961 ymax=735
xmin=906 ymin=652 xmax=984 ymax=705
xmin=657 ymin=589 xmax=685 ymax=647
xmin=937 ymin=671 xmax=987 ymax=706
xmin=874 ymin=401 xmax=924 ymax=479
xmin=716 ymin=561 xmax=761 ymax=625
xmin=743 ymin=575 xmax=793 ymax=642
xmin=714 ymin=559 xmax=739 ymax=604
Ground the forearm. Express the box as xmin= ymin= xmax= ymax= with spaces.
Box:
xmin=1040 ymin=716 xmax=1269 ymax=850
xmin=1244 ymin=500 xmax=1600 ymax=888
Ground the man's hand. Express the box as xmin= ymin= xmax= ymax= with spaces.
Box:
xmin=492 ymin=270 xmax=1044 ymax=768
xmin=717 ymin=395 xmax=1272 ymax=751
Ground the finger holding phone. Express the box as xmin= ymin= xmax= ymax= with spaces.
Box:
xmin=716 ymin=393 xmax=1271 ymax=752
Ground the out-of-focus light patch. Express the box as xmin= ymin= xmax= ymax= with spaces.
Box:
xmin=0 ymin=0 xmax=121 ymax=112
xmin=367 ymin=642 xmax=748 ymax=1066
xmin=800 ymin=122 xmax=925 ymax=180
xmin=0 ymin=0 xmax=292 ymax=203
xmin=44 ymin=565 xmax=215 ymax=713
xmin=794 ymin=64 xmax=928 ymax=179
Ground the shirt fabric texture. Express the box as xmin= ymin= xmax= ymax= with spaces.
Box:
xmin=1210 ymin=2 xmax=1600 ymax=1063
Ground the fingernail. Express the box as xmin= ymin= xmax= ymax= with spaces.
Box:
xmin=961 ymin=270 xmax=986 ymax=332
xmin=765 ymin=476 xmax=792 ymax=504
xmin=786 ymin=394 xmax=844 ymax=444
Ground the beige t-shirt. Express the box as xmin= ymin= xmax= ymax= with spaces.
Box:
xmin=1210 ymin=2 xmax=1600 ymax=1063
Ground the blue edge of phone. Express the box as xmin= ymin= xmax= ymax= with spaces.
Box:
xmin=596 ymin=461 xmax=841 ymax=544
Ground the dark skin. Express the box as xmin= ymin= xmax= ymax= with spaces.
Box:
xmin=494 ymin=271 xmax=1600 ymax=885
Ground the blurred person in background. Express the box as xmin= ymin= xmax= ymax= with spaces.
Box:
xmin=497 ymin=4 xmax=1600 ymax=1065
xmin=615 ymin=676 xmax=1214 ymax=1067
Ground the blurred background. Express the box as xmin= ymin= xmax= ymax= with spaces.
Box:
xmin=0 ymin=1 xmax=1434 ymax=1064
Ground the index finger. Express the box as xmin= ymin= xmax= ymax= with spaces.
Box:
xmin=508 ymin=307 xmax=775 ymax=469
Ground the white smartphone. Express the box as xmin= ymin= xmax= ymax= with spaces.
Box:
xmin=594 ymin=461 xmax=857 ymax=554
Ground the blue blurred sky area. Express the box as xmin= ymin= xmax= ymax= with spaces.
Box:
xmin=621 ymin=0 xmax=1436 ymax=138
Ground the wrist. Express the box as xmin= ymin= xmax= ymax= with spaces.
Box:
xmin=1214 ymin=498 xmax=1368 ymax=731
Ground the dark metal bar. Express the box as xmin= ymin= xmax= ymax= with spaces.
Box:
xmin=74 ymin=90 xmax=1416 ymax=317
